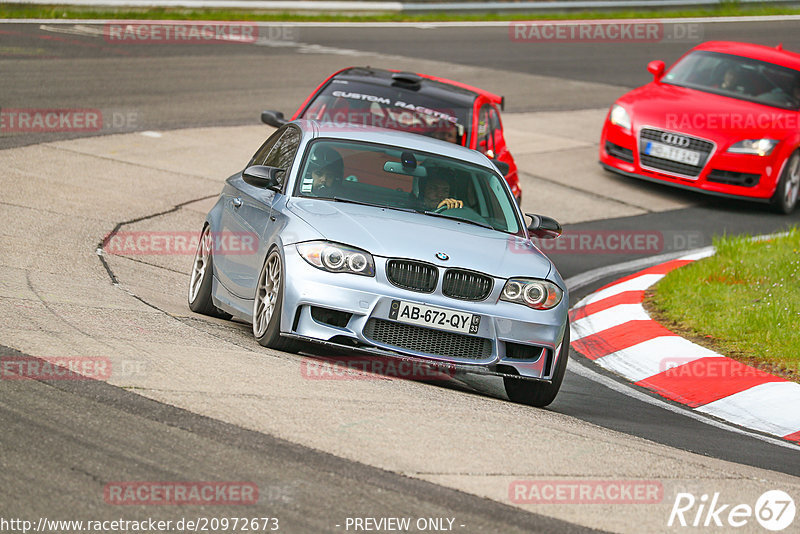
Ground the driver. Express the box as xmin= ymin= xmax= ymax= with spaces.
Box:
xmin=306 ymin=145 xmax=343 ymax=197
xmin=419 ymin=175 xmax=463 ymax=211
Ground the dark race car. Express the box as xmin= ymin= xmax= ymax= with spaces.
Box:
xmin=261 ymin=66 xmax=522 ymax=204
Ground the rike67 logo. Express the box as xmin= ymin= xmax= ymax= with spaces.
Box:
xmin=668 ymin=490 xmax=795 ymax=531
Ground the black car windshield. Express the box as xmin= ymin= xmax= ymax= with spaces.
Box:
xmin=299 ymin=80 xmax=471 ymax=144
xmin=663 ymin=51 xmax=800 ymax=110
xmin=295 ymin=139 xmax=521 ymax=235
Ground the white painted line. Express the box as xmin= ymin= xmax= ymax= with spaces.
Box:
xmin=570 ymin=303 xmax=650 ymax=341
xmin=0 ymin=1 xmax=405 ymax=11
xmin=679 ymin=248 xmax=716 ymax=262
xmin=569 ymin=357 xmax=800 ymax=451
xmin=573 ymin=272 xmax=664 ymax=309
xmin=140 ymin=131 xmax=162 ymax=138
xmin=596 ymin=336 xmax=715 ymax=382
xmin=5 ymin=16 xmax=800 ymax=27
xmin=696 ymin=382 xmax=800 ymax=438
xmin=565 ymin=249 xmax=701 ymax=294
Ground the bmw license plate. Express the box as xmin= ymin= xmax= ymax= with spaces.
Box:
xmin=645 ymin=141 xmax=701 ymax=166
xmin=389 ymin=300 xmax=480 ymax=335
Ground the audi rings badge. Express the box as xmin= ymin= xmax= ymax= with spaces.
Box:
xmin=660 ymin=133 xmax=691 ymax=147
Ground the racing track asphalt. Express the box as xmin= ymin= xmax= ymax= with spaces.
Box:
xmin=0 ymin=342 xmax=594 ymax=533
xmin=2 ymin=19 xmax=800 ymax=532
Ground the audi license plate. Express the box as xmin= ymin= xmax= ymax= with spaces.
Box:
xmin=389 ymin=300 xmax=480 ymax=335
xmin=644 ymin=141 xmax=701 ymax=166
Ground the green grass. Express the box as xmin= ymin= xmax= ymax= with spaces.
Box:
xmin=646 ymin=229 xmax=800 ymax=381
xmin=3 ymin=3 xmax=800 ymax=22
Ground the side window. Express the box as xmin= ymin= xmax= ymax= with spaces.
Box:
xmin=261 ymin=127 xmax=302 ymax=189
xmin=263 ymin=127 xmax=301 ymax=171
xmin=248 ymin=128 xmax=284 ymax=168
xmin=476 ymin=105 xmax=495 ymax=156
xmin=488 ymin=106 xmax=503 ymax=149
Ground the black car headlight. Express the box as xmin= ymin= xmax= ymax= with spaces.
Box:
xmin=296 ymin=241 xmax=375 ymax=276
xmin=500 ymin=278 xmax=563 ymax=310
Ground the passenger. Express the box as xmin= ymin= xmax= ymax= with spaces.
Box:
xmin=792 ymin=79 xmax=800 ymax=104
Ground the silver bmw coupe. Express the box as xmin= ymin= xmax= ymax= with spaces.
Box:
xmin=188 ymin=120 xmax=569 ymax=406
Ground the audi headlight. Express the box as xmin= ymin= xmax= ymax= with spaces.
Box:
xmin=609 ymin=104 xmax=631 ymax=131
xmin=296 ymin=241 xmax=375 ymax=276
xmin=727 ymin=138 xmax=778 ymax=156
xmin=500 ymin=278 xmax=563 ymax=310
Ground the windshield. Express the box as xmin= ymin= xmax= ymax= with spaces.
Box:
xmin=294 ymin=139 xmax=521 ymax=235
xmin=663 ymin=51 xmax=800 ymax=110
xmin=299 ymin=80 xmax=471 ymax=145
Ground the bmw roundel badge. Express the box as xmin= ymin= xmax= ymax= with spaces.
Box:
xmin=435 ymin=252 xmax=449 ymax=261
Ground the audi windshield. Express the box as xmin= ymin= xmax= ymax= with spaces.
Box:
xmin=663 ymin=51 xmax=800 ymax=110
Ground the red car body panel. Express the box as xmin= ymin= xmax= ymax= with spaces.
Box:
xmin=600 ymin=41 xmax=800 ymax=203
xmin=289 ymin=67 xmax=521 ymax=202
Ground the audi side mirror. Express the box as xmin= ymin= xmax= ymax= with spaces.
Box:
xmin=647 ymin=60 xmax=665 ymax=82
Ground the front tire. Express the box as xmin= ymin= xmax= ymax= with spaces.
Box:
xmin=188 ymin=224 xmax=230 ymax=319
xmin=252 ymin=249 xmax=302 ymax=352
xmin=504 ymin=326 xmax=570 ymax=408
xmin=771 ymin=151 xmax=800 ymax=214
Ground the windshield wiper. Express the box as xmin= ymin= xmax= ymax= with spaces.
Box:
xmin=422 ymin=210 xmax=495 ymax=230
xmin=331 ymin=197 xmax=416 ymax=213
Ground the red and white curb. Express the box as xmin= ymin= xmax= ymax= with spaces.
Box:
xmin=568 ymin=250 xmax=800 ymax=445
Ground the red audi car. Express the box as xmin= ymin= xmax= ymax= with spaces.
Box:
xmin=261 ymin=66 xmax=522 ymax=204
xmin=600 ymin=41 xmax=800 ymax=214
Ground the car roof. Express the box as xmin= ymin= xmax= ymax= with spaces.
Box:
xmin=293 ymin=119 xmax=496 ymax=169
xmin=693 ymin=41 xmax=800 ymax=71
xmin=329 ymin=66 xmax=500 ymax=109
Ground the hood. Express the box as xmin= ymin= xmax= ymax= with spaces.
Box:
xmin=287 ymin=199 xmax=553 ymax=280
xmin=620 ymin=82 xmax=798 ymax=143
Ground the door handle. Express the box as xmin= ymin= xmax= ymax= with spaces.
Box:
xmin=232 ymin=197 xmax=243 ymax=208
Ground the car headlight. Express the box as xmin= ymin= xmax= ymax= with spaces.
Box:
xmin=296 ymin=241 xmax=375 ymax=276
xmin=727 ymin=138 xmax=778 ymax=156
xmin=500 ymin=278 xmax=563 ymax=310
xmin=609 ymin=104 xmax=631 ymax=131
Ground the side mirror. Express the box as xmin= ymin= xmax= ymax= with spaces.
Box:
xmin=261 ymin=110 xmax=287 ymax=128
xmin=243 ymin=165 xmax=283 ymax=191
xmin=491 ymin=159 xmax=511 ymax=176
xmin=525 ymin=213 xmax=562 ymax=240
xmin=647 ymin=60 xmax=665 ymax=82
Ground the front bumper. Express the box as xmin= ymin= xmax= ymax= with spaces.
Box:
xmin=600 ymin=122 xmax=781 ymax=201
xmin=280 ymin=245 xmax=568 ymax=380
